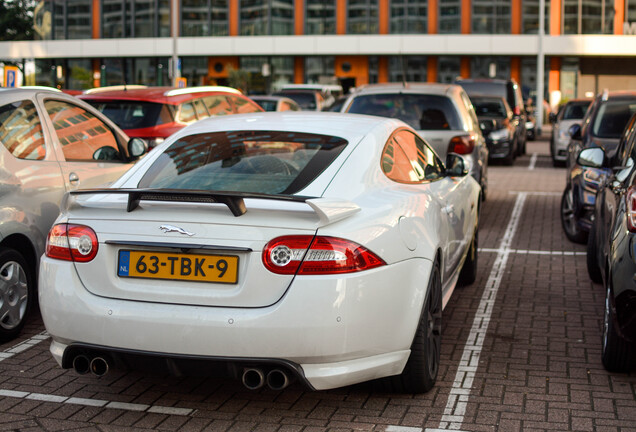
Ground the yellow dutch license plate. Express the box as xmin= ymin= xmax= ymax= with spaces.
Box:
xmin=117 ymin=250 xmax=238 ymax=284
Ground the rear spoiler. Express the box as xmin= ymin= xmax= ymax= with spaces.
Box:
xmin=66 ymin=189 xmax=360 ymax=226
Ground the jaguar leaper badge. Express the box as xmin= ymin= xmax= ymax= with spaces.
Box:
xmin=159 ymin=224 xmax=195 ymax=236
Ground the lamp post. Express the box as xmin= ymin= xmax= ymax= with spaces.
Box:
xmin=536 ymin=0 xmax=545 ymax=135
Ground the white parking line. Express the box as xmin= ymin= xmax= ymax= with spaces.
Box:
xmin=0 ymin=389 xmax=194 ymax=416
xmin=479 ymin=248 xmax=586 ymax=256
xmin=528 ymin=153 xmax=538 ymax=170
xmin=0 ymin=331 xmax=49 ymax=362
xmin=438 ymin=192 xmax=527 ymax=430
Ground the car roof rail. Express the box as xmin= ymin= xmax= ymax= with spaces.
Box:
xmin=164 ymin=86 xmax=242 ymax=97
xmin=84 ymin=85 xmax=148 ymax=94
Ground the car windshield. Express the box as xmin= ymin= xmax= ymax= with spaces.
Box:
xmin=458 ymin=82 xmax=507 ymax=99
xmin=562 ymin=102 xmax=589 ymax=120
xmin=138 ymin=130 xmax=348 ymax=195
xmin=472 ymin=98 xmax=507 ymax=118
xmin=346 ymin=93 xmax=461 ymax=130
xmin=273 ymin=92 xmax=316 ymax=110
xmin=254 ymin=99 xmax=278 ymax=112
xmin=85 ymin=100 xmax=173 ymax=130
xmin=592 ymin=100 xmax=636 ymax=139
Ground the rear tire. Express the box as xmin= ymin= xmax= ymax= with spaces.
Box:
xmin=602 ymin=284 xmax=634 ymax=372
xmin=0 ymin=248 xmax=33 ymax=343
xmin=560 ymin=186 xmax=588 ymax=244
xmin=586 ymin=222 xmax=603 ymax=284
xmin=459 ymin=227 xmax=478 ymax=286
xmin=388 ymin=261 xmax=442 ymax=393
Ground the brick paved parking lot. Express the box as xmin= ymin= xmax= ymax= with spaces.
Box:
xmin=1 ymin=133 xmax=635 ymax=432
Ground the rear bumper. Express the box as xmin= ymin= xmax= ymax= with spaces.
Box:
xmin=39 ymin=256 xmax=432 ymax=390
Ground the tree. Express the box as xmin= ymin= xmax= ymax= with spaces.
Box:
xmin=0 ymin=0 xmax=36 ymax=41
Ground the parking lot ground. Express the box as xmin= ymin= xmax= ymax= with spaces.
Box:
xmin=1 ymin=133 xmax=635 ymax=431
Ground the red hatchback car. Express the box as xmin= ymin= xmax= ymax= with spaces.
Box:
xmin=79 ymin=86 xmax=264 ymax=148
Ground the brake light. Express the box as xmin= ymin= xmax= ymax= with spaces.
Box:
xmin=263 ymin=235 xmax=385 ymax=275
xmin=627 ymin=187 xmax=636 ymax=233
xmin=46 ymin=223 xmax=99 ymax=262
xmin=513 ymin=106 xmax=521 ymax=116
xmin=448 ymin=135 xmax=475 ymax=155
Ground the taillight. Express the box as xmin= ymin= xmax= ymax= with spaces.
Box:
xmin=448 ymin=135 xmax=475 ymax=155
xmin=626 ymin=186 xmax=636 ymax=233
xmin=513 ymin=106 xmax=521 ymax=116
xmin=263 ymin=235 xmax=386 ymax=275
xmin=46 ymin=223 xmax=99 ymax=262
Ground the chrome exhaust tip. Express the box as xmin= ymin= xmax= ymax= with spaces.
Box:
xmin=266 ymin=369 xmax=290 ymax=391
xmin=89 ymin=357 xmax=109 ymax=377
xmin=242 ymin=368 xmax=265 ymax=390
xmin=72 ymin=355 xmax=91 ymax=375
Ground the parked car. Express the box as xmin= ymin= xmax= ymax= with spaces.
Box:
xmin=560 ymin=90 xmax=636 ymax=243
xmin=456 ymin=78 xmax=527 ymax=156
xmin=272 ymin=89 xmax=327 ymax=111
xmin=525 ymin=107 xmax=537 ymax=141
xmin=249 ymin=95 xmax=300 ymax=112
xmin=278 ymin=84 xmax=343 ymax=109
xmin=0 ymin=87 xmax=146 ymax=342
xmin=341 ymin=82 xmax=489 ymax=199
xmin=580 ymin=112 xmax=636 ymax=372
xmin=39 ymin=112 xmax=481 ymax=393
xmin=79 ymin=86 xmax=263 ymax=149
xmin=549 ymin=98 xmax=592 ymax=166
xmin=471 ymin=95 xmax=518 ymax=165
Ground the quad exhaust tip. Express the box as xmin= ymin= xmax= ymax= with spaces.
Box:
xmin=266 ymin=369 xmax=290 ymax=391
xmin=242 ymin=368 xmax=265 ymax=390
xmin=90 ymin=357 xmax=109 ymax=377
xmin=242 ymin=367 xmax=292 ymax=391
xmin=72 ymin=355 xmax=91 ymax=375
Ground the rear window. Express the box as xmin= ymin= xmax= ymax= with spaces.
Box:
xmin=254 ymin=99 xmax=278 ymax=111
xmin=562 ymin=101 xmax=589 ymax=120
xmin=458 ymin=82 xmax=507 ymax=99
xmin=592 ymin=100 xmax=636 ymax=139
xmin=346 ymin=93 xmax=461 ymax=130
xmin=138 ymin=130 xmax=348 ymax=194
xmin=86 ymin=100 xmax=173 ymax=129
xmin=472 ymin=98 xmax=507 ymax=118
xmin=274 ymin=92 xmax=317 ymax=110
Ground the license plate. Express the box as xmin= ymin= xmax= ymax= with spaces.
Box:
xmin=117 ymin=250 xmax=238 ymax=284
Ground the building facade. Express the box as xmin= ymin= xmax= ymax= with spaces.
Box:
xmin=1 ymin=0 xmax=636 ymax=102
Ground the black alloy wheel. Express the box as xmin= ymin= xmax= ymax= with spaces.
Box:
xmin=601 ymin=283 xmax=634 ymax=372
xmin=560 ymin=185 xmax=588 ymax=244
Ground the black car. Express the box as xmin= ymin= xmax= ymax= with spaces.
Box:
xmin=560 ymin=91 xmax=636 ymax=243
xmin=471 ymin=95 xmax=517 ymax=165
xmin=456 ymin=78 xmax=527 ymax=155
xmin=582 ymin=112 xmax=636 ymax=371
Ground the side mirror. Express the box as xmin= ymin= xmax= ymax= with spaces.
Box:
xmin=568 ymin=124 xmax=582 ymax=140
xmin=446 ymin=153 xmax=468 ymax=177
xmin=128 ymin=137 xmax=148 ymax=159
xmin=549 ymin=112 xmax=557 ymax=124
xmin=479 ymin=119 xmax=496 ymax=134
xmin=577 ymin=147 xmax=605 ymax=168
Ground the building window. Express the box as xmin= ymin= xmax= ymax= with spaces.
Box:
xmin=49 ymin=0 xmax=92 ymax=40
xmin=563 ymin=0 xmax=614 ymax=34
xmin=629 ymin=0 xmax=636 ymax=22
xmin=306 ymin=0 xmax=336 ymax=34
xmin=439 ymin=0 xmax=461 ymax=34
xmin=390 ymin=0 xmax=427 ymax=34
xmin=347 ymin=0 xmax=378 ymax=34
xmin=102 ymin=0 xmax=170 ymax=38
xmin=522 ymin=0 xmax=550 ymax=34
xmin=240 ymin=0 xmax=294 ymax=36
xmin=389 ymin=56 xmax=427 ymax=82
xmin=182 ymin=0 xmax=228 ymax=36
xmin=438 ymin=56 xmax=461 ymax=83
xmin=470 ymin=57 xmax=510 ymax=80
xmin=240 ymin=56 xmax=294 ymax=93
xmin=305 ymin=56 xmax=335 ymax=84
xmin=472 ymin=0 xmax=511 ymax=34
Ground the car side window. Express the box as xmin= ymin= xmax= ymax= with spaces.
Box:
xmin=203 ymin=95 xmax=233 ymax=116
xmin=0 ymin=100 xmax=46 ymax=160
xmin=178 ymin=101 xmax=197 ymax=123
xmin=193 ymin=98 xmax=209 ymax=119
xmin=44 ymin=99 xmax=122 ymax=162
xmin=231 ymin=96 xmax=261 ymax=114
xmin=382 ymin=130 xmax=443 ymax=183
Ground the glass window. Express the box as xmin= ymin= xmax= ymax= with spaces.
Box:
xmin=522 ymin=0 xmax=550 ymax=34
xmin=240 ymin=0 xmax=293 ymax=35
xmin=306 ymin=0 xmax=336 ymax=34
xmin=472 ymin=97 xmax=509 ymax=118
xmin=470 ymin=57 xmax=510 ymax=80
xmin=138 ymin=131 xmax=349 ymax=195
xmin=592 ymin=100 xmax=636 ymax=139
xmin=438 ymin=56 xmax=460 ymax=83
xmin=629 ymin=0 xmax=636 ymax=23
xmin=182 ymin=57 xmax=209 ymax=86
xmin=133 ymin=0 xmax=154 ymax=37
xmin=86 ymin=100 xmax=173 ymax=129
xmin=182 ymin=0 xmax=228 ymax=36
xmin=347 ymin=0 xmax=379 ymax=34
xmin=304 ymin=56 xmax=335 ymax=85
xmin=390 ymin=0 xmax=427 ymax=34
xmin=388 ymin=56 xmax=427 ymax=83
xmin=0 ymin=100 xmax=46 ymax=160
xmin=193 ymin=99 xmax=209 ymax=119
xmin=203 ymin=96 xmax=233 ymax=116
xmin=68 ymin=59 xmax=93 ymax=90
xmin=563 ymin=0 xmax=613 ymax=34
xmin=472 ymin=0 xmax=511 ymax=34
xmin=178 ymin=102 xmax=198 ymax=123
xmin=347 ymin=93 xmax=462 ymax=131
xmin=102 ymin=0 xmax=170 ymax=38
xmin=562 ymin=101 xmax=591 ymax=120
xmin=45 ymin=100 xmax=121 ymax=162
xmin=439 ymin=0 xmax=461 ymax=34
xmin=102 ymin=0 xmax=125 ymax=37
xmin=230 ymin=96 xmax=262 ymax=114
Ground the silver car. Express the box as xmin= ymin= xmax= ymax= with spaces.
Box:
xmin=341 ymin=83 xmax=488 ymax=199
xmin=0 ymin=87 xmax=146 ymax=342
xmin=549 ymin=98 xmax=591 ymax=166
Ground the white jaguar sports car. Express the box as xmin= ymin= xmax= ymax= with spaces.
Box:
xmin=39 ymin=112 xmax=481 ymax=393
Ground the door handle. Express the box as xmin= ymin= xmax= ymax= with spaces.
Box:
xmin=69 ymin=172 xmax=79 ymax=185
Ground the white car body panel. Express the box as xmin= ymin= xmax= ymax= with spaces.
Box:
xmin=552 ymin=118 xmax=581 ymax=161
xmin=39 ymin=112 xmax=480 ymax=390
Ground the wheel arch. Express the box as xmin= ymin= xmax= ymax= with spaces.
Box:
xmin=1 ymin=233 xmax=39 ymax=289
